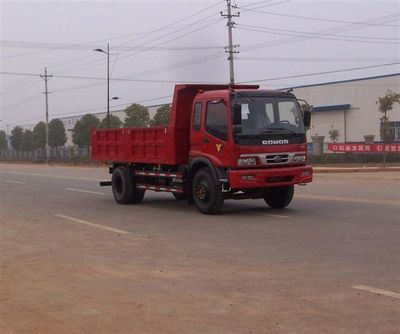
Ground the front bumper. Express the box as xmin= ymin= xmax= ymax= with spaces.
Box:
xmin=228 ymin=165 xmax=313 ymax=189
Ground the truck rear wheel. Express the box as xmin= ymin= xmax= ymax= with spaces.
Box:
xmin=192 ymin=168 xmax=224 ymax=215
xmin=264 ymin=185 xmax=294 ymax=209
xmin=112 ymin=166 xmax=145 ymax=204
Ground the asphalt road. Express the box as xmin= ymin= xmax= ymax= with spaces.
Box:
xmin=0 ymin=163 xmax=399 ymax=334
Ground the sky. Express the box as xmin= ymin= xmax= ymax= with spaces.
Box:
xmin=0 ymin=0 xmax=399 ymax=131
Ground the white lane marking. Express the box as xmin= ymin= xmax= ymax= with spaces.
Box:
xmin=54 ymin=214 xmax=129 ymax=234
xmin=0 ymin=170 xmax=101 ymax=182
xmin=297 ymin=194 xmax=400 ymax=206
xmin=65 ymin=188 xmax=106 ymax=195
xmin=4 ymin=179 xmax=26 ymax=184
xmin=265 ymin=214 xmax=289 ymax=219
xmin=352 ymin=285 xmax=400 ymax=299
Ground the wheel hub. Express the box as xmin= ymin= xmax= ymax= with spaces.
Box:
xmin=196 ymin=183 xmax=208 ymax=201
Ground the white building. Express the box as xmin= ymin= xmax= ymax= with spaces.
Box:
xmin=290 ymin=73 xmax=400 ymax=143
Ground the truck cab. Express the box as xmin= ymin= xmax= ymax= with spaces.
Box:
xmin=187 ymin=88 xmax=312 ymax=213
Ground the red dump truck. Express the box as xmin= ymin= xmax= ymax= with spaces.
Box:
xmin=91 ymin=84 xmax=313 ymax=214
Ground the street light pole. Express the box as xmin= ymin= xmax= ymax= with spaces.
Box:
xmin=94 ymin=44 xmax=111 ymax=129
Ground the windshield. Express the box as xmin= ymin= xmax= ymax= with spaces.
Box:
xmin=233 ymin=96 xmax=305 ymax=136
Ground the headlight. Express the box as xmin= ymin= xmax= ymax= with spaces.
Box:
xmin=237 ymin=157 xmax=257 ymax=166
xmin=293 ymin=154 xmax=306 ymax=164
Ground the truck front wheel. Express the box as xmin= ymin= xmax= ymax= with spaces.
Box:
xmin=112 ymin=166 xmax=145 ymax=204
xmin=192 ymin=168 xmax=224 ymax=215
xmin=264 ymin=186 xmax=294 ymax=209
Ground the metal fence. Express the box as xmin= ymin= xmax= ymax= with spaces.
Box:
xmin=0 ymin=147 xmax=90 ymax=161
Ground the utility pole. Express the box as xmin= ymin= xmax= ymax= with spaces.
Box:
xmin=40 ymin=67 xmax=52 ymax=164
xmin=107 ymin=43 xmax=110 ymax=128
xmin=221 ymin=0 xmax=240 ymax=86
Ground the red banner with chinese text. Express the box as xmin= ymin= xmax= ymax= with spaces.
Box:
xmin=327 ymin=143 xmax=400 ymax=153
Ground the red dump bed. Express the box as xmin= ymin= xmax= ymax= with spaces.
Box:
xmin=91 ymin=127 xmax=174 ymax=164
xmin=91 ymin=84 xmax=259 ymax=165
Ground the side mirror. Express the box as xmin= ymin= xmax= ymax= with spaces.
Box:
xmin=298 ymin=99 xmax=312 ymax=129
xmin=303 ymin=108 xmax=311 ymax=129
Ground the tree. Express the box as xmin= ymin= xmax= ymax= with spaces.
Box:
xmin=377 ymin=90 xmax=400 ymax=142
xmin=10 ymin=126 xmax=24 ymax=151
xmin=151 ymin=104 xmax=171 ymax=126
xmin=0 ymin=130 xmax=7 ymax=150
xmin=21 ymin=129 xmax=34 ymax=151
xmin=32 ymin=121 xmax=46 ymax=149
xmin=49 ymin=118 xmax=67 ymax=147
xmin=124 ymin=103 xmax=150 ymax=127
xmin=99 ymin=114 xmax=123 ymax=129
xmin=328 ymin=127 xmax=340 ymax=143
xmin=72 ymin=114 xmax=100 ymax=148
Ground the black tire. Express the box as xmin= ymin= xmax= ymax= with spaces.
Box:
xmin=172 ymin=192 xmax=187 ymax=201
xmin=112 ymin=166 xmax=145 ymax=204
xmin=264 ymin=186 xmax=294 ymax=209
xmin=192 ymin=168 xmax=224 ymax=215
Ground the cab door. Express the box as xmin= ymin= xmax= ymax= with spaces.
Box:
xmin=189 ymin=101 xmax=204 ymax=158
xmin=201 ymin=99 xmax=231 ymax=166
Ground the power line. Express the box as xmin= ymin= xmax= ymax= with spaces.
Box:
xmin=0 ymin=77 xmax=40 ymax=97
xmin=237 ymin=26 xmax=399 ymax=45
xmin=240 ymin=13 xmax=400 ymax=52
xmin=52 ymin=18 xmax=221 ymax=75
xmin=240 ymin=0 xmax=292 ymax=10
xmin=243 ymin=8 xmax=400 ymax=27
xmin=238 ymin=24 xmax=400 ymax=44
xmin=113 ymin=1 xmax=223 ymax=49
xmin=237 ymin=56 xmax=400 ymax=63
xmin=0 ymin=0 xmax=224 ymax=80
xmin=239 ymin=23 xmax=399 ymax=41
xmin=239 ymin=62 xmax=400 ymax=83
xmin=48 ymin=52 xmax=225 ymax=95
xmin=0 ymin=31 xmax=160 ymax=60
xmin=0 ymin=71 xmax=224 ymax=84
xmin=0 ymin=39 xmax=225 ymax=52
xmin=121 ymin=52 xmax=224 ymax=80
xmin=59 ymin=17 xmax=224 ymax=75
xmin=0 ymin=93 xmax=42 ymax=110
xmin=52 ymin=3 xmax=224 ymax=75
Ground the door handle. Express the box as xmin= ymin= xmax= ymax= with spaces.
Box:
xmin=202 ymin=137 xmax=209 ymax=144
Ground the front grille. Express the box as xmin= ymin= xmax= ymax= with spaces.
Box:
xmin=265 ymin=154 xmax=289 ymax=164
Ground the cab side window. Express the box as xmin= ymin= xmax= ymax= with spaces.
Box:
xmin=192 ymin=102 xmax=202 ymax=131
xmin=206 ymin=101 xmax=227 ymax=141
